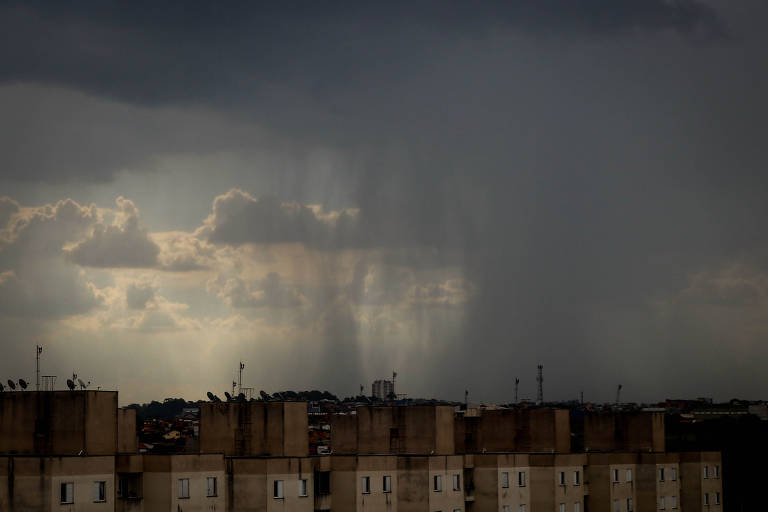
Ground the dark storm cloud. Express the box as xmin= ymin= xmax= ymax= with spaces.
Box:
xmin=0 ymin=1 xmax=724 ymax=109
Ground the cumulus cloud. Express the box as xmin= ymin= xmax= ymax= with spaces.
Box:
xmin=208 ymin=271 xmax=305 ymax=309
xmin=67 ymin=197 xmax=160 ymax=268
xmin=126 ymin=283 xmax=155 ymax=310
xmin=0 ymin=198 xmax=101 ymax=318
xmin=198 ymin=188 xmax=359 ymax=248
xmin=154 ymin=231 xmax=217 ymax=271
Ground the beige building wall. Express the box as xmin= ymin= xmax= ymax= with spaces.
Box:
xmin=228 ymin=457 xmax=314 ymax=512
xmin=680 ymin=452 xmax=722 ymax=512
xmin=550 ymin=454 xmax=587 ymax=512
xmin=141 ymin=453 xmax=226 ymax=512
xmin=427 ymin=455 xmax=464 ymax=512
xmin=117 ymin=408 xmax=137 ymax=454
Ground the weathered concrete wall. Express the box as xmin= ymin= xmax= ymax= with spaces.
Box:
xmin=330 ymin=414 xmax=358 ymax=454
xmin=584 ymin=412 xmax=664 ymax=452
xmin=117 ymin=408 xmax=137 ymax=453
xmin=397 ymin=455 xmax=429 ymax=512
xmin=0 ymin=391 xmax=118 ymax=456
xmin=199 ymin=401 xmax=308 ymax=457
xmin=455 ymin=408 xmax=570 ymax=453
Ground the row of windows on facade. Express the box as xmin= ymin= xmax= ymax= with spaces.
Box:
xmin=59 ymin=481 xmax=106 ymax=505
xmin=611 ymin=465 xmax=719 ymax=484
xmin=502 ymin=504 xmax=580 ymax=512
xmin=501 ymin=470 xmax=528 ymax=488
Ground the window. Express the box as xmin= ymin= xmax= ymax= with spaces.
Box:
xmin=315 ymin=471 xmax=330 ymax=496
xmin=273 ymin=480 xmax=284 ymax=499
xmin=520 ymin=505 xmax=527 ymax=512
xmin=670 ymin=496 xmax=677 ymax=509
xmin=627 ymin=497 xmax=633 ymax=512
xmin=626 ymin=469 xmax=633 ymax=482
xmin=613 ymin=469 xmax=620 ymax=483
xmin=93 ymin=481 xmax=106 ymax=503
xmin=453 ymin=474 xmax=461 ymax=491
xmin=704 ymin=493 xmax=710 ymax=506
xmin=574 ymin=503 xmax=581 ymax=512
xmin=518 ymin=471 xmax=526 ymax=487
xmin=433 ymin=475 xmax=443 ymax=492
xmin=361 ymin=476 xmax=370 ymax=494
xmin=298 ymin=478 xmax=308 ymax=497
xmin=178 ymin=478 xmax=190 ymax=499
xmin=207 ymin=477 xmax=217 ymax=497
xmin=383 ymin=475 xmax=392 ymax=493
xmin=613 ymin=499 xmax=620 ymax=512
xmin=61 ymin=482 xmax=74 ymax=504
xmin=503 ymin=507 xmax=510 ymax=512
xmin=659 ymin=468 xmax=665 ymax=482
xmin=501 ymin=471 xmax=509 ymax=488
xmin=559 ymin=472 xmax=566 ymax=485
xmin=715 ymin=493 xmax=720 ymax=505
xmin=671 ymin=468 xmax=677 ymax=481
xmin=454 ymin=509 xmax=462 ymax=512
xmin=660 ymin=496 xmax=665 ymax=510
xmin=714 ymin=465 xmax=720 ymax=478
xmin=704 ymin=465 xmax=709 ymax=479
xmin=574 ymin=471 xmax=580 ymax=486
xmin=560 ymin=503 xmax=566 ymax=512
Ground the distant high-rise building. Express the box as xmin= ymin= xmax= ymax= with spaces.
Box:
xmin=372 ymin=379 xmax=394 ymax=400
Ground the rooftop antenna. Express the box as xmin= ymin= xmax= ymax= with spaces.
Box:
xmin=239 ymin=361 xmax=245 ymax=395
xmin=514 ymin=378 xmax=520 ymax=404
xmin=465 ymin=389 xmax=468 ymax=409
xmin=580 ymin=390 xmax=584 ymax=405
xmin=232 ymin=380 xmax=236 ymax=397
xmin=536 ymin=365 xmax=543 ymax=405
xmin=392 ymin=370 xmax=397 ymax=398
xmin=616 ymin=384 xmax=622 ymax=405
xmin=359 ymin=384 xmax=364 ymax=397
xmin=35 ymin=345 xmax=42 ymax=391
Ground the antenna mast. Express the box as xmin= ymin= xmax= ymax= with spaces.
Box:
xmin=616 ymin=384 xmax=622 ymax=405
xmin=35 ymin=345 xmax=42 ymax=391
xmin=392 ymin=370 xmax=397 ymax=399
xmin=536 ymin=365 xmax=543 ymax=405
xmin=514 ymin=377 xmax=519 ymax=404
xmin=239 ymin=361 xmax=245 ymax=395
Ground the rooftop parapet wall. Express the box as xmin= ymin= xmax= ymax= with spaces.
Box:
xmin=0 ymin=391 xmax=118 ymax=455
xmin=584 ymin=412 xmax=665 ymax=452
xmin=455 ymin=409 xmax=571 ymax=453
xmin=199 ymin=401 xmax=308 ymax=457
xmin=332 ymin=405 xmax=455 ymax=455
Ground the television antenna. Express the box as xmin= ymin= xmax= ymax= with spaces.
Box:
xmin=35 ymin=345 xmax=42 ymax=391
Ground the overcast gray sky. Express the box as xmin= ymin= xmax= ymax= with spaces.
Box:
xmin=1 ymin=0 xmax=767 ymax=405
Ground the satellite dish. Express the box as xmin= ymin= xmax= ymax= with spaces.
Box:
xmin=206 ymin=391 xmax=215 ymax=402
xmin=7 ymin=380 xmax=16 ymax=390
xmin=0 ymin=382 xmax=4 ymax=392
xmin=224 ymin=391 xmax=232 ymax=401
xmin=260 ymin=390 xmax=270 ymax=401
xmin=213 ymin=394 xmax=222 ymax=403
xmin=77 ymin=378 xmax=87 ymax=389
xmin=67 ymin=379 xmax=76 ymax=391
xmin=18 ymin=379 xmax=27 ymax=390
xmin=237 ymin=392 xmax=245 ymax=401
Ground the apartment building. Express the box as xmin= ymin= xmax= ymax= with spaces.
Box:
xmin=0 ymin=391 xmax=723 ymax=511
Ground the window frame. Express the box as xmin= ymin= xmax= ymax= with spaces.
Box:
xmin=433 ymin=474 xmax=443 ymax=492
xmin=178 ymin=478 xmax=190 ymax=500
xmin=559 ymin=471 xmax=566 ymax=486
xmin=627 ymin=497 xmax=633 ymax=512
xmin=452 ymin=473 xmax=461 ymax=491
xmin=61 ymin=482 xmax=74 ymax=505
xmin=715 ymin=492 xmax=720 ymax=505
xmin=612 ymin=469 xmax=620 ymax=483
xmin=671 ymin=468 xmax=677 ymax=481
xmin=574 ymin=470 xmax=580 ymax=486
xmin=518 ymin=471 xmax=526 ymax=487
xmin=659 ymin=468 xmax=665 ymax=482
xmin=273 ymin=479 xmax=284 ymax=499
xmin=660 ymin=495 xmax=666 ymax=510
xmin=361 ymin=476 xmax=371 ymax=494
xmin=501 ymin=471 xmax=510 ymax=488
xmin=703 ymin=465 xmax=709 ymax=479
xmin=383 ymin=475 xmax=392 ymax=493
xmin=206 ymin=476 xmax=218 ymax=498
xmin=626 ymin=469 xmax=633 ymax=482
xmin=298 ymin=478 xmax=308 ymax=497
xmin=93 ymin=480 xmax=106 ymax=503
xmin=704 ymin=493 xmax=710 ymax=506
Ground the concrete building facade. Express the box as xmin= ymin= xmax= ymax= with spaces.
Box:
xmin=0 ymin=392 xmax=723 ymax=511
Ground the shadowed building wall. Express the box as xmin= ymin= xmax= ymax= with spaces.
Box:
xmin=0 ymin=391 xmax=118 ymax=456
xmin=199 ymin=401 xmax=308 ymax=457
